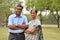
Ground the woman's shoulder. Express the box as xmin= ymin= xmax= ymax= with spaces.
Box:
xmin=29 ymin=19 xmax=40 ymax=23
xmin=35 ymin=19 xmax=40 ymax=23
xmin=35 ymin=19 xmax=41 ymax=25
xmin=35 ymin=19 xmax=40 ymax=21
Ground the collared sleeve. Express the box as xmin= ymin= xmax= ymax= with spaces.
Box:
xmin=8 ymin=16 xmax=13 ymax=26
xmin=23 ymin=16 xmax=28 ymax=25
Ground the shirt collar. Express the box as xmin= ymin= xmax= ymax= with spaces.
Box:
xmin=14 ymin=14 xmax=22 ymax=18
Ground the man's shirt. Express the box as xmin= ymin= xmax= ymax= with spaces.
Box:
xmin=8 ymin=14 xmax=28 ymax=33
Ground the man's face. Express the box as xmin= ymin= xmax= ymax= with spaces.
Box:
xmin=15 ymin=7 xmax=22 ymax=16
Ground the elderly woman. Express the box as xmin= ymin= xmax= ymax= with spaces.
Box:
xmin=25 ymin=9 xmax=44 ymax=40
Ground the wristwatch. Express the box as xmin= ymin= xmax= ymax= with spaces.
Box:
xmin=16 ymin=24 xmax=18 ymax=27
xmin=16 ymin=25 xmax=18 ymax=27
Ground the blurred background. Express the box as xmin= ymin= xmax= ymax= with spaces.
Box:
xmin=0 ymin=0 xmax=60 ymax=40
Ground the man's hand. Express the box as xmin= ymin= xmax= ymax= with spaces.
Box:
xmin=8 ymin=24 xmax=28 ymax=30
xmin=18 ymin=24 xmax=28 ymax=29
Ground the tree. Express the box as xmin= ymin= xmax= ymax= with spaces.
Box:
xmin=26 ymin=0 xmax=60 ymax=28
xmin=0 ymin=0 xmax=20 ymax=27
xmin=49 ymin=0 xmax=60 ymax=28
xmin=26 ymin=0 xmax=51 ymax=24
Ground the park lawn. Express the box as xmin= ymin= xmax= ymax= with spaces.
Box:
xmin=0 ymin=24 xmax=60 ymax=40
xmin=43 ymin=27 xmax=60 ymax=40
xmin=0 ymin=27 xmax=8 ymax=40
xmin=42 ymin=24 xmax=60 ymax=40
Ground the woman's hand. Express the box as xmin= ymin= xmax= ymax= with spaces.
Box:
xmin=25 ymin=28 xmax=36 ymax=34
xmin=29 ymin=28 xmax=36 ymax=34
xmin=25 ymin=29 xmax=31 ymax=34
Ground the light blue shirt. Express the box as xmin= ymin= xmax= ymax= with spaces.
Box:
xmin=8 ymin=14 xmax=28 ymax=33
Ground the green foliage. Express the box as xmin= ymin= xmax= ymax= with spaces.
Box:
xmin=49 ymin=0 xmax=60 ymax=11
xmin=26 ymin=0 xmax=60 ymax=25
xmin=26 ymin=0 xmax=60 ymax=11
xmin=41 ymin=14 xmax=57 ymax=24
xmin=0 ymin=0 xmax=20 ymax=26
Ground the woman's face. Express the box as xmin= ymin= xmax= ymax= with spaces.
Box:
xmin=31 ymin=10 xmax=37 ymax=19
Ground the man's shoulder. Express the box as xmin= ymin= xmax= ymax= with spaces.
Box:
xmin=9 ymin=14 xmax=15 ymax=18
xmin=21 ymin=15 xmax=27 ymax=18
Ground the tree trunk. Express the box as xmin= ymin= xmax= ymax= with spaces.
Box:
xmin=40 ymin=11 xmax=42 ymax=24
xmin=56 ymin=11 xmax=60 ymax=28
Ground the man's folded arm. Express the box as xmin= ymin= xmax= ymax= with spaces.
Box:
xmin=18 ymin=24 xmax=28 ymax=29
xmin=8 ymin=25 xmax=21 ymax=30
xmin=8 ymin=16 xmax=21 ymax=30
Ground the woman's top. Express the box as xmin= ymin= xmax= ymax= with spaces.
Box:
xmin=25 ymin=19 xmax=44 ymax=40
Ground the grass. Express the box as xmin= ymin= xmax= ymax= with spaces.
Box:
xmin=0 ymin=24 xmax=60 ymax=40
xmin=0 ymin=27 xmax=8 ymax=40
xmin=43 ymin=28 xmax=60 ymax=40
xmin=42 ymin=24 xmax=60 ymax=40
